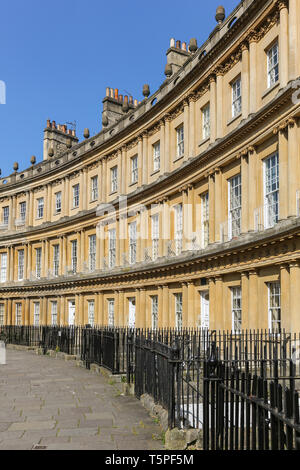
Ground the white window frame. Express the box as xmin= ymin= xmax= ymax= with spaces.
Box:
xmin=175 ymin=204 xmax=183 ymax=255
xmin=175 ymin=293 xmax=183 ymax=330
xmin=88 ymin=300 xmax=95 ymax=326
xmin=129 ymin=221 xmax=137 ymax=265
xmin=3 ymin=206 xmax=9 ymax=226
xmin=33 ymin=302 xmax=40 ymax=326
xmin=35 ymin=247 xmax=42 ymax=279
xmin=18 ymin=250 xmax=24 ymax=281
xmin=37 ymin=198 xmax=44 ymax=219
xmin=51 ymin=301 xmax=58 ymax=325
xmin=108 ymin=229 xmax=116 ymax=268
xmin=231 ymin=287 xmax=242 ymax=333
xmin=15 ymin=303 xmax=22 ymax=325
xmin=111 ymin=166 xmax=118 ymax=193
xmin=55 ymin=192 xmax=62 ymax=214
xmin=201 ymin=193 xmax=209 ymax=248
xmin=71 ymin=240 xmax=77 ymax=274
xmin=268 ymin=282 xmax=281 ymax=333
xmin=151 ymin=295 xmax=158 ymax=330
xmin=20 ymin=202 xmax=26 ymax=222
xmin=153 ymin=142 xmax=160 ymax=172
xmin=73 ymin=184 xmax=80 ymax=208
xmin=151 ymin=214 xmax=159 ymax=261
xmin=53 ymin=244 xmax=60 ymax=276
xmin=264 ymin=153 xmax=279 ymax=229
xmin=131 ymin=156 xmax=138 ymax=184
xmin=228 ymin=174 xmax=242 ymax=239
xmin=108 ymin=299 xmax=115 ymax=327
xmin=232 ymin=78 xmax=242 ymax=118
xmin=91 ymin=176 xmax=98 ymax=201
xmin=176 ymin=125 xmax=184 ymax=158
xmin=202 ymin=103 xmax=211 ymax=140
xmin=89 ymin=235 xmax=96 ymax=272
xmin=267 ymin=42 xmax=279 ymax=88
xmin=0 ymin=252 xmax=7 ymax=283
xmin=0 ymin=304 xmax=4 ymax=325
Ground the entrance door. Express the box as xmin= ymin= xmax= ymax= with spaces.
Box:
xmin=200 ymin=291 xmax=209 ymax=329
xmin=68 ymin=300 xmax=76 ymax=326
xmin=128 ymin=298 xmax=136 ymax=328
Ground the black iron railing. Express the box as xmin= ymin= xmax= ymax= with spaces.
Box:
xmin=1 ymin=325 xmax=300 ymax=449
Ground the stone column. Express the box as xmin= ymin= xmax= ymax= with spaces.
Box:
xmin=157 ymin=285 xmax=163 ymax=329
xmin=162 ymin=197 xmax=170 ymax=256
xmin=279 ymin=1 xmax=289 ymax=88
xmin=139 ymin=288 xmax=146 ymax=328
xmin=182 ymin=282 xmax=188 ymax=327
xmin=278 ymin=126 xmax=289 ymax=220
xmin=101 ymin=157 xmax=107 ymax=204
xmin=279 ymin=264 xmax=290 ymax=331
xmin=62 ymin=236 xmax=67 ymax=275
xmin=7 ymin=299 xmax=12 ymax=325
xmin=188 ymin=96 xmax=195 ymax=158
xmin=64 ymin=176 xmax=70 ymax=216
xmin=121 ymin=146 xmax=127 ymax=193
xmin=182 ymin=187 xmax=188 ymax=251
xmin=289 ymin=261 xmax=300 ymax=332
xmin=79 ymin=170 xmax=84 ymax=211
xmin=241 ymin=152 xmax=249 ymax=233
xmin=249 ymin=33 xmax=258 ymax=115
xmin=287 ymin=118 xmax=298 ymax=217
xmin=24 ymin=298 xmax=30 ymax=325
xmin=215 ymin=276 xmax=224 ymax=330
xmin=25 ymin=191 xmax=30 ymax=227
xmin=82 ymin=167 xmax=88 ymax=211
xmin=44 ymin=239 xmax=49 ymax=279
xmin=164 ymin=117 xmax=171 ymax=173
xmin=241 ymin=272 xmax=249 ymax=330
xmin=214 ymin=168 xmax=222 ymax=242
xmin=80 ymin=230 xmax=85 ymax=272
xmin=209 ymin=75 xmax=217 ymax=143
xmin=187 ymin=281 xmax=196 ymax=327
xmin=142 ymin=132 xmax=148 ymax=185
xmin=157 ymin=202 xmax=164 ymax=258
xmin=160 ymin=120 xmax=165 ymax=173
xmin=118 ymin=290 xmax=124 ymax=327
xmin=288 ymin=0 xmax=298 ymax=80
xmin=248 ymin=146 xmax=257 ymax=231
xmin=208 ymin=278 xmax=215 ymax=330
xmin=208 ymin=173 xmax=215 ymax=243
xmin=216 ymin=69 xmax=223 ymax=139
xmin=135 ymin=289 xmax=140 ymax=329
xmin=183 ymin=98 xmax=189 ymax=161
xmin=241 ymin=42 xmax=250 ymax=119
xmin=29 ymin=190 xmax=34 ymax=226
xmin=248 ymin=269 xmax=258 ymax=329
xmin=162 ymin=284 xmax=169 ymax=328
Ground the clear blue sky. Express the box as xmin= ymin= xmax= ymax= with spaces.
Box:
xmin=0 ymin=0 xmax=238 ymax=178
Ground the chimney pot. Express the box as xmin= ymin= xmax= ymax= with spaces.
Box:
xmin=119 ymin=94 xmax=123 ymax=103
xmin=170 ymin=38 xmax=175 ymax=48
xmin=110 ymin=88 xmax=114 ymax=98
xmin=106 ymin=87 xmax=110 ymax=97
xmin=176 ymin=40 xmax=181 ymax=49
xmin=47 ymin=119 xmax=51 ymax=128
xmin=52 ymin=121 xmax=56 ymax=129
xmin=182 ymin=42 xmax=187 ymax=51
xmin=134 ymin=99 xmax=138 ymax=107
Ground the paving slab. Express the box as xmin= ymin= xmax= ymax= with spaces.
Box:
xmin=0 ymin=349 xmax=164 ymax=450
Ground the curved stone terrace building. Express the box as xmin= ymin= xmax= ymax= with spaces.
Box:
xmin=0 ymin=0 xmax=299 ymax=331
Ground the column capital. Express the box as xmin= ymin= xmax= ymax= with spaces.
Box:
xmin=248 ymin=268 xmax=258 ymax=276
xmin=289 ymin=260 xmax=300 ymax=269
xmin=277 ymin=0 xmax=288 ymax=11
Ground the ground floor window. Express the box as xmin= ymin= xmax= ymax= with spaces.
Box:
xmin=33 ymin=302 xmax=40 ymax=326
xmin=175 ymin=293 xmax=183 ymax=330
xmin=15 ymin=303 xmax=22 ymax=325
xmin=0 ymin=304 xmax=4 ymax=325
xmin=88 ymin=300 xmax=95 ymax=326
xmin=151 ymin=296 xmax=158 ymax=330
xmin=231 ymin=287 xmax=242 ymax=333
xmin=268 ymin=282 xmax=281 ymax=332
xmin=108 ymin=299 xmax=114 ymax=327
xmin=51 ymin=301 xmax=57 ymax=325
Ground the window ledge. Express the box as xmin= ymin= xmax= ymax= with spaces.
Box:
xmin=198 ymin=136 xmax=210 ymax=148
xmin=109 ymin=191 xmax=118 ymax=197
xmin=227 ymin=112 xmax=242 ymax=127
xmin=150 ymin=169 xmax=160 ymax=177
xmin=173 ymin=155 xmax=184 ymax=163
xmin=128 ymin=181 xmax=138 ymax=188
xmin=262 ymin=81 xmax=279 ymax=99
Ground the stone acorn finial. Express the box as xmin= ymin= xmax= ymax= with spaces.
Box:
xmin=215 ymin=6 xmax=225 ymax=24
xmin=189 ymin=38 xmax=198 ymax=53
xmin=164 ymin=63 xmax=173 ymax=78
xmin=66 ymin=138 xmax=72 ymax=149
xmin=83 ymin=128 xmax=90 ymax=139
xmin=30 ymin=155 xmax=36 ymax=165
xmin=142 ymin=84 xmax=150 ymax=98
xmin=13 ymin=162 xmax=19 ymax=172
xmin=48 ymin=147 xmax=54 ymax=158
xmin=102 ymin=113 xmax=109 ymax=127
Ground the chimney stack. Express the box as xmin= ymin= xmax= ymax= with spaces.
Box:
xmin=166 ymin=38 xmax=190 ymax=74
xmin=43 ymin=119 xmax=79 ymax=161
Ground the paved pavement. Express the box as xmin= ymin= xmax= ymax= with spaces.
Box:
xmin=0 ymin=349 xmax=165 ymax=450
